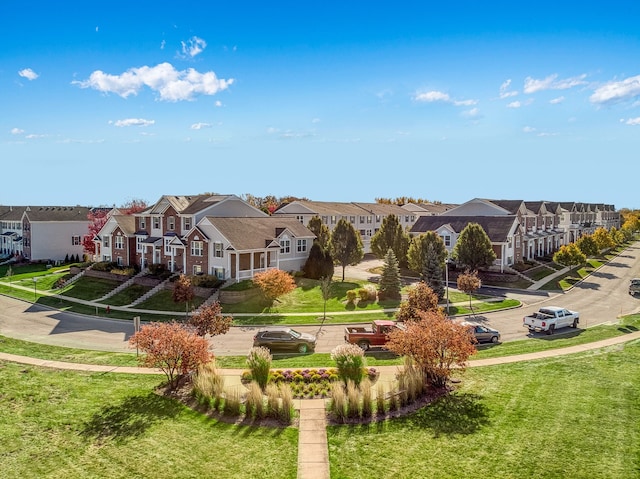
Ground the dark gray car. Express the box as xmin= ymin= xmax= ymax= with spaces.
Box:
xmin=462 ymin=321 xmax=501 ymax=343
xmin=253 ymin=327 xmax=317 ymax=353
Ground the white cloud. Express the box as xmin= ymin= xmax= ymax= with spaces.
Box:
xmin=112 ymin=118 xmax=155 ymax=127
xmin=590 ymin=75 xmax=640 ymax=105
xmin=215 ymin=100 xmax=222 ymax=107
xmin=523 ymin=126 xmax=536 ymax=133
xmin=625 ymin=117 xmax=640 ymax=125
xmin=191 ymin=122 xmax=211 ymax=130
xmin=524 ymin=74 xmax=587 ymax=94
xmin=549 ymin=96 xmax=565 ymax=104
xmin=18 ymin=68 xmax=39 ymax=80
xmin=537 ymin=132 xmax=558 ymax=137
xmin=73 ymin=62 xmax=234 ymax=102
xmin=160 ymin=40 xmax=166 ymax=50
xmin=414 ymin=90 xmax=477 ymax=106
xmin=461 ymin=107 xmax=480 ymax=118
xmin=266 ymin=127 xmax=279 ymax=134
xmin=181 ymin=36 xmax=207 ymax=58
xmin=499 ymin=79 xmax=518 ymax=98
xmin=25 ymin=134 xmax=46 ymax=139
xmin=507 ymin=101 xmax=522 ymax=109
xmin=10 ymin=128 xmax=24 ymax=135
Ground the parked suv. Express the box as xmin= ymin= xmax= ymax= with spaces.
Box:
xmin=629 ymin=278 xmax=640 ymax=296
xmin=253 ymin=327 xmax=317 ymax=354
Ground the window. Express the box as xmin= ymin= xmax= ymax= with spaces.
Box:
xmin=164 ymin=238 xmax=171 ymax=254
xmin=115 ymin=235 xmax=124 ymax=249
xmin=440 ymin=235 xmax=451 ymax=247
xmin=321 ymin=216 xmax=328 ymax=224
xmin=331 ymin=215 xmax=337 ymax=224
xmin=168 ymin=216 xmax=175 ymax=231
xmin=103 ymin=236 xmax=109 ymax=247
xmin=117 ymin=256 xmax=123 ymax=266
xmin=405 ymin=216 xmax=410 ymax=222
xmin=296 ymin=215 xmax=304 ymax=224
xmin=102 ymin=255 xmax=111 ymax=262
xmin=153 ymin=217 xmax=160 ymax=229
xmin=349 ymin=216 xmax=355 ymax=223
xmin=367 ymin=216 xmax=372 ymax=224
xmin=72 ymin=235 xmax=81 ymax=246
xmin=359 ymin=216 xmax=365 ymax=224
xmin=213 ymin=267 xmax=225 ymax=280
xmin=359 ymin=229 xmax=366 ymax=236
xmin=191 ymin=240 xmax=203 ymax=256
xmin=136 ymin=236 xmax=144 ymax=252
xmin=376 ymin=215 xmax=381 ymax=223
xmin=139 ymin=218 xmax=146 ymax=230
xmin=297 ymin=239 xmax=307 ymax=253
xmin=365 ymin=229 xmax=372 ymax=237
xmin=193 ymin=264 xmax=202 ymax=275
xmin=280 ymin=239 xmax=290 ymax=254
xmin=214 ymin=242 xmax=224 ymax=258
xmin=184 ymin=217 xmax=192 ymax=231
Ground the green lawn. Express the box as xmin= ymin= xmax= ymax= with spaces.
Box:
xmin=327 ymin=340 xmax=640 ymax=479
xmin=0 ymin=362 xmax=299 ymax=479
xmin=100 ymin=283 xmax=153 ymax=306
xmin=59 ymin=276 xmax=121 ymax=299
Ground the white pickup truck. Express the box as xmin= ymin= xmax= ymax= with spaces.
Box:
xmin=523 ymin=306 xmax=580 ymax=335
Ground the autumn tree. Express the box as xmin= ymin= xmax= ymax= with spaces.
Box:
xmin=307 ymin=215 xmax=331 ymax=250
xmin=303 ymin=242 xmax=334 ymax=280
xmin=120 ymin=198 xmax=148 ymax=215
xmin=253 ymin=268 xmax=297 ymax=305
xmin=378 ymin=248 xmax=402 ymax=300
xmin=457 ymin=269 xmax=481 ymax=313
xmin=386 ymin=309 xmax=477 ymax=388
xmin=553 ymin=243 xmax=586 ymax=268
xmin=82 ymin=208 xmax=109 ymax=256
xmin=129 ymin=321 xmax=212 ymax=389
xmin=408 ymin=232 xmax=447 ymax=300
xmin=370 ymin=214 xmax=410 ymax=268
xmin=188 ymin=301 xmax=233 ymax=337
xmin=395 ymin=281 xmax=440 ymax=323
xmin=592 ymin=227 xmax=616 ymax=251
xmin=576 ymin=234 xmax=599 ymax=258
xmin=330 ymin=218 xmax=364 ymax=281
xmin=453 ymin=223 xmax=496 ymax=271
xmin=173 ymin=274 xmax=195 ymax=317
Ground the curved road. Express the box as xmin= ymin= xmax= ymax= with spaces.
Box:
xmin=1 ymin=244 xmax=639 ymax=356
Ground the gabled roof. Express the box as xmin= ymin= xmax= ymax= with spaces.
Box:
xmin=201 ymin=217 xmax=315 ymax=251
xmin=22 ymin=206 xmax=92 ymax=222
xmin=486 ymin=200 xmax=525 ymax=215
xmin=110 ymin=215 xmax=137 ymax=235
xmin=410 ymin=215 xmax=520 ymax=243
xmin=350 ymin=202 xmax=409 ymax=216
xmin=275 ymin=200 xmax=370 ymax=216
xmin=404 ymin=202 xmax=459 ymax=215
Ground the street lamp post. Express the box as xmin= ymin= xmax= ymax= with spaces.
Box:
xmin=444 ymin=259 xmax=450 ymax=316
xmin=32 ymin=277 xmax=37 ymax=302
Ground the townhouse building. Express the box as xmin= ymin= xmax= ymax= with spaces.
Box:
xmin=273 ymin=200 xmax=417 ymax=253
xmin=93 ymin=215 xmax=137 ymax=266
xmin=0 ymin=206 xmax=25 ymax=259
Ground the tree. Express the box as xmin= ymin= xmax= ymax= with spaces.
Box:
xmin=370 ymin=214 xmax=410 ymax=268
xmin=188 ymin=301 xmax=233 ymax=337
xmin=307 ymin=216 xmax=331 ymax=250
xmin=173 ymin=274 xmax=195 ymax=317
xmin=378 ymin=248 xmax=402 ymax=300
xmin=386 ymin=309 xmax=477 ymax=388
xmin=592 ymin=227 xmax=616 ymax=251
xmin=319 ymin=276 xmax=333 ymax=323
xmin=330 ymin=218 xmax=364 ymax=281
xmin=457 ymin=269 xmax=481 ymax=313
xmin=129 ymin=321 xmax=212 ymax=389
xmin=82 ymin=208 xmax=109 ymax=256
xmin=553 ymin=243 xmax=586 ymax=268
xmin=253 ymin=268 xmax=297 ymax=305
xmin=120 ymin=198 xmax=148 ymax=215
xmin=303 ymin=242 xmax=334 ymax=280
xmin=407 ymin=232 xmax=447 ymax=300
xmin=576 ymin=234 xmax=599 ymax=257
xmin=395 ymin=281 xmax=440 ymax=322
xmin=452 ymin=223 xmax=496 ymax=271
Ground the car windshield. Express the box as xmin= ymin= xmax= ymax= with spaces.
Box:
xmin=288 ymin=329 xmax=302 ymax=339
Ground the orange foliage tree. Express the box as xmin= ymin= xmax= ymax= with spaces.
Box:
xmin=386 ymin=310 xmax=477 ymax=388
xmin=188 ymin=301 xmax=233 ymax=337
xmin=173 ymin=274 xmax=195 ymax=317
xmin=129 ymin=321 xmax=212 ymax=389
xmin=456 ymin=269 xmax=482 ymax=313
xmin=252 ymin=269 xmax=296 ymax=305
xmin=395 ymin=281 xmax=441 ymax=322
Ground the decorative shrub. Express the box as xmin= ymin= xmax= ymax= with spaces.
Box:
xmin=330 ymin=382 xmax=347 ymax=423
xmin=346 ymin=380 xmax=360 ymax=418
xmin=192 ymin=361 xmax=225 ymax=407
xmin=278 ymin=383 xmax=293 ymax=424
xmin=360 ymin=378 xmax=372 ymax=418
xmin=245 ymin=381 xmax=265 ymax=419
xmin=364 ymin=284 xmax=378 ymax=301
xmin=346 ymin=289 xmax=357 ymax=303
xmin=247 ymin=346 xmax=272 ymax=390
xmin=357 ymin=288 xmax=370 ymax=301
xmin=265 ymin=383 xmax=281 ymax=419
xmin=191 ymin=274 xmax=224 ymax=289
xmin=222 ymin=388 xmax=242 ymax=417
xmin=331 ymin=343 xmax=366 ymax=386
xmin=376 ymin=382 xmax=386 ymax=415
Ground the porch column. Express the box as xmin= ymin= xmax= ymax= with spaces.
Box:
xmin=501 ymin=244 xmax=505 ymax=273
xmin=250 ymin=252 xmax=254 ymax=277
xmin=235 ymin=253 xmax=240 ymax=283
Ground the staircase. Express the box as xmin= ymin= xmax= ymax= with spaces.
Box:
xmin=127 ymin=273 xmax=178 ymax=307
xmin=58 ymin=264 xmax=93 ymax=289
xmin=503 ymin=265 xmax=536 ymax=284
xmin=96 ymin=269 xmax=148 ymax=302
xmin=529 ymin=258 xmax=557 ymax=272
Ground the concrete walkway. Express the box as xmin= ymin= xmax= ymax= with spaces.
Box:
xmin=2 ymin=330 xmax=640 ymax=479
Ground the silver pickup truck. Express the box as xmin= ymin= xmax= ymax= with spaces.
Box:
xmin=523 ymin=306 xmax=580 ymax=334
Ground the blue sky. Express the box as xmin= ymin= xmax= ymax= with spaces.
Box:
xmin=2 ymin=2 xmax=640 ymax=209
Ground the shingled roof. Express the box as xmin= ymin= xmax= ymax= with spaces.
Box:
xmin=203 ymin=217 xmax=315 ymax=250
xmin=410 ymin=215 xmax=519 ymax=243
xmin=22 ymin=206 xmax=92 ymax=222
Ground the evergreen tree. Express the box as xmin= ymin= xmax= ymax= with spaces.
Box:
xmin=378 ymin=248 xmax=402 ymax=300
xmin=307 ymin=215 xmax=331 ymax=250
xmin=330 ymin=218 xmax=364 ymax=281
xmin=422 ymin=242 xmax=445 ymax=300
xmin=370 ymin=214 xmax=410 ymax=267
xmin=303 ymin=242 xmax=335 ymax=280
xmin=452 ymin=223 xmax=496 ymax=271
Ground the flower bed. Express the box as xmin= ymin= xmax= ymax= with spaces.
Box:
xmin=241 ymin=367 xmax=379 ymax=399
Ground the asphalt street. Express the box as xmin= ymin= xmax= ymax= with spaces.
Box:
xmin=1 ymin=244 xmax=639 ymax=356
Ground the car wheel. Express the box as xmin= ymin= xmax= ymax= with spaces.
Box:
xmin=357 ymin=340 xmax=370 ymax=351
xmin=572 ymin=319 xmax=578 ymax=328
xmin=298 ymin=343 xmax=308 ymax=354
xmin=547 ymin=325 xmax=555 ymax=335
xmin=491 ymin=336 xmax=498 ymax=343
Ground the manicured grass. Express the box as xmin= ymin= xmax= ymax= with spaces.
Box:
xmin=59 ymin=276 xmax=121 ymax=299
xmin=327 ymin=341 xmax=640 ymax=479
xmin=101 ymin=283 xmax=153 ymax=306
xmin=0 ymin=362 xmax=299 ymax=479
xmin=134 ymin=289 xmax=206 ymax=312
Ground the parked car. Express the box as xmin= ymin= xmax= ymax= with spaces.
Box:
xmin=461 ymin=321 xmax=501 ymax=344
xmin=629 ymin=278 xmax=640 ymax=296
xmin=522 ymin=306 xmax=579 ymax=334
xmin=344 ymin=320 xmax=404 ymax=351
xmin=253 ymin=327 xmax=317 ymax=354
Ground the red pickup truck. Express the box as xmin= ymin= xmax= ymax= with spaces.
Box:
xmin=344 ymin=320 xmax=404 ymax=351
